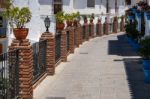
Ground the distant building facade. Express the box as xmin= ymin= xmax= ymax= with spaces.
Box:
xmin=0 ymin=0 xmax=132 ymax=53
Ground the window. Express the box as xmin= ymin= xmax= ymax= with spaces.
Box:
xmin=53 ymin=0 xmax=62 ymax=14
xmin=87 ymin=0 xmax=95 ymax=7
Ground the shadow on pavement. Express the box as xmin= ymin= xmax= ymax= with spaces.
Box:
xmin=123 ymin=58 xmax=150 ymax=99
xmin=108 ymin=34 xmax=138 ymax=56
xmin=108 ymin=34 xmax=150 ymax=99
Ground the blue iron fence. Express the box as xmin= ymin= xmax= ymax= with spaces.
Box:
xmin=55 ymin=33 xmax=61 ymax=63
xmin=0 ymin=49 xmax=19 ymax=99
xmin=32 ymin=40 xmax=47 ymax=84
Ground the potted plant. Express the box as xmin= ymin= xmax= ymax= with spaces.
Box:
xmin=88 ymin=13 xmax=94 ymax=23
xmin=55 ymin=11 xmax=65 ymax=30
xmin=139 ymin=37 xmax=150 ymax=83
xmin=65 ymin=13 xmax=73 ymax=27
xmin=65 ymin=12 xmax=80 ymax=27
xmin=3 ymin=4 xmax=32 ymax=40
xmin=139 ymin=37 xmax=150 ymax=69
xmin=125 ymin=20 xmax=141 ymax=51
xmin=83 ymin=15 xmax=88 ymax=23
xmin=72 ymin=12 xmax=80 ymax=26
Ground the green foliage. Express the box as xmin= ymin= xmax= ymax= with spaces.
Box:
xmin=125 ymin=20 xmax=141 ymax=42
xmin=55 ymin=11 xmax=65 ymax=23
xmin=139 ymin=37 xmax=150 ymax=59
xmin=65 ymin=12 xmax=80 ymax=21
xmin=55 ymin=11 xmax=80 ymax=23
xmin=3 ymin=2 xmax=32 ymax=28
xmin=65 ymin=13 xmax=74 ymax=21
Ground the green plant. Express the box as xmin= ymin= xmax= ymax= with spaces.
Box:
xmin=139 ymin=37 xmax=150 ymax=59
xmin=65 ymin=13 xmax=74 ymax=21
xmin=125 ymin=20 xmax=141 ymax=42
xmin=3 ymin=1 xmax=32 ymax=28
xmin=65 ymin=12 xmax=80 ymax=21
xmin=91 ymin=13 xmax=94 ymax=19
xmin=55 ymin=11 xmax=65 ymax=23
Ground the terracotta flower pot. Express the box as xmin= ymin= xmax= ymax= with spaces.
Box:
xmin=73 ymin=20 xmax=78 ymax=27
xmin=90 ymin=19 xmax=93 ymax=23
xmin=13 ymin=28 xmax=29 ymax=40
xmin=56 ymin=23 xmax=65 ymax=30
xmin=66 ymin=21 xmax=73 ymax=27
xmin=84 ymin=19 xmax=88 ymax=23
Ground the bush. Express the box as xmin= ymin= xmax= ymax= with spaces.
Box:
xmin=139 ymin=37 xmax=150 ymax=59
xmin=125 ymin=20 xmax=140 ymax=42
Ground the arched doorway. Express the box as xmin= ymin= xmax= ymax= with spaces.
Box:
xmin=0 ymin=43 xmax=3 ymax=54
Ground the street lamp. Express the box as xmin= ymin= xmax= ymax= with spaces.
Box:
xmin=44 ymin=16 xmax=51 ymax=32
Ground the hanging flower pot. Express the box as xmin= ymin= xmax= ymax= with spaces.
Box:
xmin=13 ymin=28 xmax=29 ymax=40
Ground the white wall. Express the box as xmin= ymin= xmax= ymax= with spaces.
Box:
xmin=8 ymin=0 xmax=55 ymax=44
xmin=8 ymin=0 xmax=126 ymax=44
xmin=63 ymin=0 xmax=126 ymax=16
xmin=69 ymin=0 xmax=101 ymax=14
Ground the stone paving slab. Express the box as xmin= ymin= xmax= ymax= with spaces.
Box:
xmin=33 ymin=33 xmax=150 ymax=99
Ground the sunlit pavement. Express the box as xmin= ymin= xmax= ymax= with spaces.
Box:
xmin=34 ymin=32 xmax=150 ymax=99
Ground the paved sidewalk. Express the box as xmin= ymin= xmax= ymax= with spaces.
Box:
xmin=34 ymin=33 xmax=150 ymax=99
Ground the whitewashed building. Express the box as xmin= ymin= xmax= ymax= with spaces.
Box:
xmin=0 ymin=0 xmax=130 ymax=53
